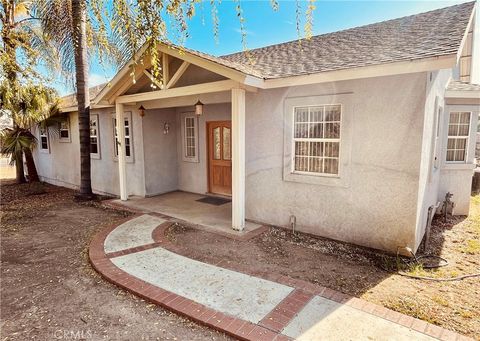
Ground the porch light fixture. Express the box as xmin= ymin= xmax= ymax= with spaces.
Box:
xmin=163 ymin=122 xmax=170 ymax=135
xmin=138 ymin=105 xmax=146 ymax=117
xmin=195 ymin=100 xmax=203 ymax=116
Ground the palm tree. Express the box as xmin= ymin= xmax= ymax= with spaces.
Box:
xmin=1 ymin=0 xmax=59 ymax=183
xmin=72 ymin=0 xmax=93 ymax=199
xmin=0 ymin=81 xmax=59 ymax=183
xmin=1 ymin=126 xmax=39 ymax=181
xmin=33 ymin=0 xmax=117 ymax=199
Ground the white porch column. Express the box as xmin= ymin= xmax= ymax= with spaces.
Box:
xmin=115 ymin=101 xmax=128 ymax=200
xmin=231 ymin=88 xmax=246 ymax=231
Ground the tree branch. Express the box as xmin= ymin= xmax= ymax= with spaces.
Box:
xmin=14 ymin=17 xmax=40 ymax=27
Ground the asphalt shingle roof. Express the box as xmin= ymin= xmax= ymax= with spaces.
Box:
xmin=60 ymin=83 xmax=107 ymax=107
xmin=221 ymin=1 xmax=476 ymax=79
xmin=61 ymin=1 xmax=475 ymax=106
xmin=447 ymin=80 xmax=480 ymax=92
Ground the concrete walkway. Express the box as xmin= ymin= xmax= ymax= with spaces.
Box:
xmin=90 ymin=214 xmax=471 ymax=341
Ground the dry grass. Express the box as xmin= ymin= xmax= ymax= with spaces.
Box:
xmin=167 ymin=194 xmax=480 ymax=339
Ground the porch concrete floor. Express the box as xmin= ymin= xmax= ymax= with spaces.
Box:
xmin=112 ymin=191 xmax=261 ymax=235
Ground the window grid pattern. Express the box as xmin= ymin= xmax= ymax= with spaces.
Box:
xmin=185 ymin=117 xmax=196 ymax=158
xmin=90 ymin=117 xmax=99 ymax=155
xmin=59 ymin=120 xmax=69 ymax=139
xmin=293 ymin=105 xmax=341 ymax=175
xmin=40 ymin=127 xmax=48 ymax=150
xmin=114 ymin=118 xmax=131 ymax=157
xmin=446 ymin=112 xmax=470 ymax=162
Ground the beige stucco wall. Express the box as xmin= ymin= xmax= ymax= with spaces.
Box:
xmin=33 ymin=105 xmax=146 ymax=197
xmin=33 ymin=113 xmax=81 ymax=190
xmin=414 ymin=69 xmax=452 ymax=250
xmin=244 ymin=73 xmax=427 ymax=252
xmin=142 ymin=108 xmax=178 ymax=196
xmin=175 ymin=103 xmax=230 ymax=194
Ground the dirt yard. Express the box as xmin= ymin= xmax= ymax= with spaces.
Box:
xmin=1 ymin=181 xmax=478 ymax=340
xmin=0 ymin=181 xmax=230 ymax=341
xmin=165 ymin=196 xmax=480 ymax=339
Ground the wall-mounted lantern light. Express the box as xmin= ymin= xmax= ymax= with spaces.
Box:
xmin=195 ymin=100 xmax=203 ymax=116
xmin=163 ymin=122 xmax=170 ymax=135
xmin=138 ymin=105 xmax=146 ymax=117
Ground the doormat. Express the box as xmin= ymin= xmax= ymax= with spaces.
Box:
xmin=196 ymin=196 xmax=231 ymax=206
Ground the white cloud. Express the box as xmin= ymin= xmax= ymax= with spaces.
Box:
xmin=233 ymin=27 xmax=256 ymax=36
xmin=89 ymin=73 xmax=109 ymax=87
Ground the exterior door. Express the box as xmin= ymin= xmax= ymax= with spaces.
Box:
xmin=207 ymin=121 xmax=232 ymax=196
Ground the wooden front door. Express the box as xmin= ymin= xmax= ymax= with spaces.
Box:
xmin=207 ymin=121 xmax=232 ymax=196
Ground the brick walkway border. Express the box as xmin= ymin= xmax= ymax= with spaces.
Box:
xmin=89 ymin=212 xmax=472 ymax=341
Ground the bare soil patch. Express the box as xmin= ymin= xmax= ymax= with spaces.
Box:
xmin=0 ymin=181 xmax=229 ymax=341
xmin=165 ymin=196 xmax=480 ymax=339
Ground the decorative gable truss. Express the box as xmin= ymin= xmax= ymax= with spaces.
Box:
xmin=92 ymin=44 xmax=260 ymax=108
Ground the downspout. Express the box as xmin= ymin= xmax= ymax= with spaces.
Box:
xmin=424 ymin=202 xmax=441 ymax=250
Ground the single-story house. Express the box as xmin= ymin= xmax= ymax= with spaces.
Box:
xmin=33 ymin=2 xmax=480 ymax=254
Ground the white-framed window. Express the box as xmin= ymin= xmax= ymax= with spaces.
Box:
xmin=59 ymin=118 xmax=71 ymax=142
xmin=446 ymin=111 xmax=471 ymax=163
xmin=113 ymin=112 xmax=133 ymax=162
xmin=182 ymin=115 xmax=199 ymax=162
xmin=90 ymin=114 xmax=101 ymax=159
xmin=39 ymin=126 xmax=49 ymax=152
xmin=292 ymin=105 xmax=341 ymax=176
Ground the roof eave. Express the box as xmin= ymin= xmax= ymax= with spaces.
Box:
xmin=445 ymin=89 xmax=480 ymax=99
xmin=261 ymin=54 xmax=457 ymax=89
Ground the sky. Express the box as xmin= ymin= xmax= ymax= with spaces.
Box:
xmin=49 ymin=0 xmax=472 ymax=96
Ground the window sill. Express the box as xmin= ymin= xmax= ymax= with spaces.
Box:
xmin=441 ymin=163 xmax=475 ymax=171
xmin=113 ymin=157 xmax=135 ymax=164
xmin=283 ymin=171 xmax=346 ymax=187
xmin=91 ymin=154 xmax=101 ymax=160
xmin=59 ymin=138 xmax=71 ymax=143
xmin=39 ymin=149 xmax=50 ymax=154
xmin=182 ymin=157 xmax=199 ymax=163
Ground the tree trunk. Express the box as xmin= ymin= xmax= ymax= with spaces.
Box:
xmin=2 ymin=0 xmax=25 ymax=184
xmin=72 ymin=0 xmax=93 ymax=199
xmin=23 ymin=148 xmax=39 ymax=182
xmin=14 ymin=149 xmax=26 ymax=183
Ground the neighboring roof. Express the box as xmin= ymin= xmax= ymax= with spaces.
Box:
xmin=447 ymin=80 xmax=480 ymax=92
xmin=222 ymin=1 xmax=476 ymax=79
xmin=60 ymin=83 xmax=107 ymax=108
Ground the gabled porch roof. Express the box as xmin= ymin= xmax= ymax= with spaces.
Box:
xmin=92 ymin=42 xmax=263 ymax=107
